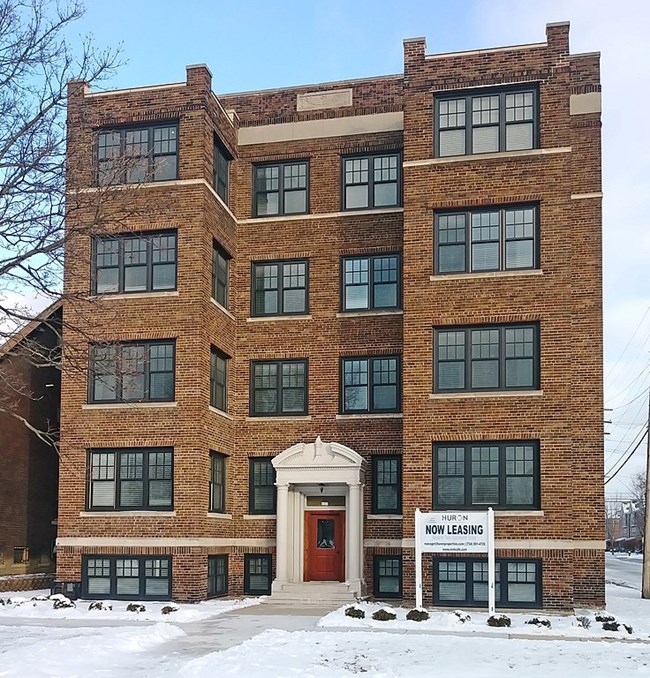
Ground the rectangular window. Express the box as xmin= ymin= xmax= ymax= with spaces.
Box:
xmin=208 ymin=555 xmax=228 ymax=597
xmin=372 ymin=456 xmax=402 ymax=514
xmin=214 ymin=138 xmax=230 ymax=203
xmin=210 ymin=349 xmax=229 ymax=412
xmin=97 ymin=123 xmax=178 ymax=185
xmin=209 ymin=452 xmax=226 ymax=513
xmin=252 ymin=260 xmax=308 ymax=316
xmin=341 ymin=356 xmax=400 ymax=414
xmin=212 ymin=242 xmax=230 ymax=309
xmin=434 ymin=324 xmax=539 ymax=393
xmin=249 ymin=458 xmax=276 ymax=514
xmin=93 ymin=231 xmax=177 ymax=295
xmin=83 ymin=555 xmax=171 ymax=600
xmin=436 ymin=88 xmax=537 ymax=157
xmin=434 ymin=441 xmax=539 ymax=510
xmin=435 ymin=206 xmax=538 ymax=274
xmin=373 ymin=556 xmax=402 ymax=598
xmin=89 ymin=340 xmax=175 ymax=403
xmin=342 ymin=153 xmax=401 ymax=210
xmin=244 ymin=554 xmax=272 ymax=594
xmin=251 ymin=359 xmax=307 ymax=416
xmin=434 ymin=558 xmax=541 ymax=608
xmin=342 ymin=254 xmax=400 ymax=311
xmin=88 ymin=448 xmax=173 ymax=511
xmin=253 ymin=161 xmax=308 ymax=217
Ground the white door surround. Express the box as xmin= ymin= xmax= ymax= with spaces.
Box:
xmin=271 ymin=436 xmax=367 ymax=598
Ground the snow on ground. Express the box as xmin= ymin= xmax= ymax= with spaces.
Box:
xmin=0 ymin=590 xmax=262 ymax=623
xmin=179 ymin=628 xmax=650 ymax=678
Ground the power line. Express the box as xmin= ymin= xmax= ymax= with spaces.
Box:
xmin=605 ymin=425 xmax=646 ymax=476
xmin=605 ymin=303 xmax=650 ymax=381
xmin=608 ymin=385 xmax=650 ymax=411
xmin=604 ymin=428 xmax=648 ymax=485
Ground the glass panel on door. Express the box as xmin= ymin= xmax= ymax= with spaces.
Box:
xmin=317 ymin=519 xmax=335 ymax=549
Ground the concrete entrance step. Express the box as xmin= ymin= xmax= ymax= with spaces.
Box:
xmin=271 ymin=581 xmax=363 ymax=604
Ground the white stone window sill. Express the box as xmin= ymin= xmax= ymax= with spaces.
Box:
xmin=210 ymin=297 xmax=235 ymax=320
xmin=367 ymin=514 xmax=403 ymax=520
xmin=82 ymin=401 xmax=178 ymax=410
xmin=336 ymin=310 xmax=403 ymax=318
xmin=79 ymin=511 xmax=176 ymax=517
xmin=88 ymin=290 xmax=179 ymax=301
xmin=246 ymin=315 xmax=312 ymax=322
xmin=243 ymin=514 xmax=277 ymax=520
xmin=246 ymin=415 xmax=312 ymax=421
xmin=336 ymin=413 xmax=403 ymax=419
xmin=404 ymin=147 xmax=571 ymax=167
xmin=240 ymin=207 xmax=403 ymax=224
xmin=498 ymin=510 xmax=545 ymax=517
xmin=429 ymin=391 xmax=543 ymax=400
xmin=209 ymin=406 xmax=233 ymax=420
xmin=207 ymin=512 xmax=233 ymax=520
xmin=430 ymin=270 xmax=543 ymax=282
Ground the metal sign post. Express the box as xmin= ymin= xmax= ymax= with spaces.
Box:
xmin=415 ymin=508 xmax=495 ymax=613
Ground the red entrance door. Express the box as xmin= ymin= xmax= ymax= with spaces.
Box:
xmin=304 ymin=511 xmax=345 ymax=582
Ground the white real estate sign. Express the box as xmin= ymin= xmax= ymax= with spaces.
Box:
xmin=414 ymin=508 xmax=495 ymax=613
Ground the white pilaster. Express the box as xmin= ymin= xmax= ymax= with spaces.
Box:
xmin=348 ymin=482 xmax=362 ymax=588
xmin=275 ymin=483 xmax=290 ymax=583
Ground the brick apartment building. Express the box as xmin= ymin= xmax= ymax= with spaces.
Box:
xmin=0 ymin=304 xmax=60 ymax=585
xmin=56 ymin=21 xmax=604 ymax=609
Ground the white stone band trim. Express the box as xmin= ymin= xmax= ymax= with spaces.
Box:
xmin=246 ymin=315 xmax=313 ymax=322
xmin=57 ymin=537 xmax=275 ymax=547
xmin=367 ymin=515 xmax=403 ymax=520
xmin=81 ymin=401 xmax=178 ymax=410
xmin=88 ymin=291 xmax=180 ymax=301
xmin=570 ymin=92 xmax=601 ymax=115
xmin=404 ymin=147 xmax=571 ymax=168
xmin=336 ymin=310 xmax=403 ymax=318
xmin=238 ymin=112 xmax=403 ymax=145
xmin=243 ymin=514 xmax=277 ymax=520
xmin=364 ymin=538 xmax=604 ymax=550
xmin=336 ymin=413 xmax=403 ymax=420
xmin=209 ymin=297 xmax=236 ymax=320
xmin=206 ymin=513 xmax=233 ymax=520
xmin=429 ymin=391 xmax=543 ymax=400
xmin=209 ymin=406 xmax=234 ymax=420
xmin=571 ymin=192 xmax=603 ymax=200
xmin=240 ymin=207 xmax=403 ymax=224
xmin=79 ymin=511 xmax=176 ymax=517
xmin=430 ymin=270 xmax=543 ymax=282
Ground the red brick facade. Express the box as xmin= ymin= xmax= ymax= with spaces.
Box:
xmin=57 ymin=23 xmax=604 ymax=609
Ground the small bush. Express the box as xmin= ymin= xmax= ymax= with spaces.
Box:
xmin=372 ymin=608 xmax=397 ymax=622
xmin=31 ymin=595 xmax=49 ymax=602
xmin=453 ymin=610 xmax=471 ymax=623
xmin=126 ymin=603 xmax=146 ymax=613
xmin=0 ymin=599 xmax=5 ymax=606
xmin=623 ymin=623 xmax=634 ymax=635
xmin=344 ymin=606 xmax=365 ymax=619
xmin=406 ymin=608 xmax=429 ymax=622
xmin=487 ymin=614 xmax=511 ymax=628
xmin=88 ymin=601 xmax=112 ymax=611
xmin=51 ymin=594 xmax=75 ymax=610
xmin=595 ymin=612 xmax=615 ymax=623
xmin=602 ymin=621 xmax=621 ymax=632
xmin=161 ymin=605 xmax=178 ymax=615
xmin=574 ymin=615 xmax=591 ymax=629
xmin=525 ymin=617 xmax=551 ymax=628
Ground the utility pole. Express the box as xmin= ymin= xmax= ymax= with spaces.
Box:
xmin=642 ymin=389 xmax=650 ymax=597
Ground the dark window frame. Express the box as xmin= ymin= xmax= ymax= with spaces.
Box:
xmin=88 ymin=340 xmax=176 ymax=404
xmin=434 ymin=205 xmax=540 ymax=275
xmin=434 ymin=86 xmax=539 ymax=158
xmin=209 ymin=452 xmax=227 ymax=514
xmin=340 ymin=355 xmax=402 ymax=414
xmin=92 ymin=230 xmax=178 ymax=296
xmin=86 ymin=447 xmax=174 ymax=512
xmin=210 ymin=348 xmax=229 ymax=412
xmin=252 ymin=160 xmax=309 ymax=217
xmin=249 ymin=457 xmax=277 ymax=515
xmin=95 ymin=122 xmax=179 ymax=185
xmin=250 ymin=359 xmax=308 ymax=417
xmin=211 ymin=241 xmax=231 ymax=309
xmin=371 ymin=456 xmax=402 ymax=514
xmin=81 ymin=555 xmax=172 ymax=601
xmin=208 ymin=555 xmax=228 ymax=598
xmin=340 ymin=253 xmax=402 ymax=312
xmin=373 ymin=555 xmax=403 ymax=598
xmin=341 ymin=151 xmax=402 ymax=211
xmin=434 ymin=324 xmax=540 ymax=393
xmin=432 ymin=441 xmax=540 ymax=510
xmin=251 ymin=259 xmax=309 ymax=317
xmin=214 ymin=137 xmax=231 ymax=204
xmin=433 ymin=557 xmax=542 ymax=609
xmin=244 ymin=553 xmax=273 ymax=595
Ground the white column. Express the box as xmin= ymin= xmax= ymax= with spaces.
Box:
xmin=275 ymin=483 xmax=290 ymax=582
xmin=348 ymin=483 xmax=362 ymax=585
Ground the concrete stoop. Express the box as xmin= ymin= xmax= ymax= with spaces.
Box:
xmin=270 ymin=581 xmax=364 ymax=604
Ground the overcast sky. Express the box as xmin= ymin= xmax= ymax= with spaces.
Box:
xmin=30 ymin=0 xmax=650 ymax=497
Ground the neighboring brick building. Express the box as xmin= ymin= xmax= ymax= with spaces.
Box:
xmin=0 ymin=303 xmax=60 ymax=585
xmin=57 ymin=21 xmax=604 ymax=609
